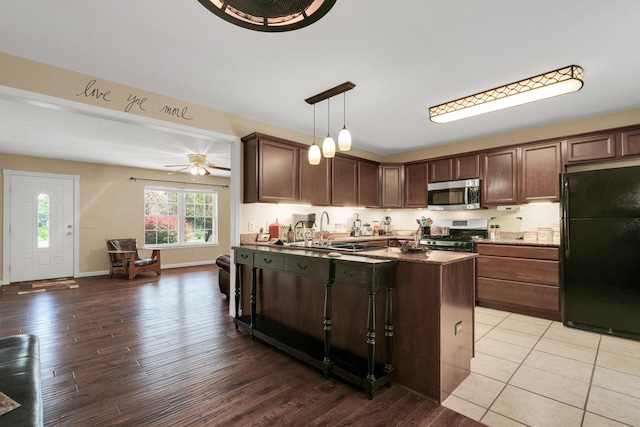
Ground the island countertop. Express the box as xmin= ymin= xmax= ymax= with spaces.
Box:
xmin=238 ymin=243 xmax=477 ymax=265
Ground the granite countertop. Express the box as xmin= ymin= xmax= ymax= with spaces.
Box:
xmin=238 ymin=242 xmax=476 ymax=265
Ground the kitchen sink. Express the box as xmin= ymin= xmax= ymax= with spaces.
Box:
xmin=327 ymin=243 xmax=383 ymax=252
xmin=289 ymin=242 xmax=383 ymax=252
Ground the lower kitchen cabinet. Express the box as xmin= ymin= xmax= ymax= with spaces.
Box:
xmin=476 ymin=243 xmax=560 ymax=320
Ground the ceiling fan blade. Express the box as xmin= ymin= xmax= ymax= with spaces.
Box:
xmin=168 ymin=166 xmax=190 ymax=174
xmin=206 ymin=164 xmax=231 ymax=171
xmin=203 ymin=167 xmax=211 ymax=176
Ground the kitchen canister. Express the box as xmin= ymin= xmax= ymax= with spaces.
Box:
xmin=523 ymin=231 xmax=538 ymax=242
xmin=537 ymin=227 xmax=553 ymax=242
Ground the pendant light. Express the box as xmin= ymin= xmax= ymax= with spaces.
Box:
xmin=308 ymin=104 xmax=321 ymax=165
xmin=322 ymin=97 xmax=336 ymax=158
xmin=338 ymin=91 xmax=351 ymax=151
xmin=304 ymin=81 xmax=356 ymax=165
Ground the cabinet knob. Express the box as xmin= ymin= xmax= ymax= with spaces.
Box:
xmin=297 ymin=263 xmax=308 ymax=270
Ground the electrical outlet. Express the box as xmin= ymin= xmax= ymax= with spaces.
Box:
xmin=455 ymin=321 xmax=462 ymax=335
xmin=248 ymin=221 xmax=255 ymax=232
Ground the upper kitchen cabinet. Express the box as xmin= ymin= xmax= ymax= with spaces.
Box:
xmin=520 ymin=142 xmax=562 ymax=203
xmin=429 ymin=154 xmax=480 ymax=182
xmin=331 ymin=155 xmax=359 ymax=206
xmin=380 ymin=164 xmax=404 ymax=208
xmin=358 ymin=160 xmax=380 ymax=207
xmin=429 ymin=158 xmax=453 ymax=182
xmin=482 ymin=148 xmax=518 ymax=205
xmin=299 ymin=148 xmax=331 ymax=206
xmin=621 ymin=129 xmax=640 ymax=157
xmin=404 ymin=161 xmax=428 ymax=208
xmin=455 ymin=154 xmax=481 ymax=180
xmin=564 ymin=133 xmax=618 ymax=164
xmin=243 ymin=133 xmax=299 ymax=203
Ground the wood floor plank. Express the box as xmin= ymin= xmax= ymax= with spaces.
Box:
xmin=0 ymin=265 xmax=483 ymax=426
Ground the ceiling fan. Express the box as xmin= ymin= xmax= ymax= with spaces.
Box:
xmin=165 ymin=154 xmax=231 ymax=176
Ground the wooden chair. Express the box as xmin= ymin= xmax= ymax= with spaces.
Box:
xmin=106 ymin=238 xmax=161 ymax=280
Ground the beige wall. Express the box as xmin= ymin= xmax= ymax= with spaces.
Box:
xmin=1 ymin=153 xmax=231 ymax=278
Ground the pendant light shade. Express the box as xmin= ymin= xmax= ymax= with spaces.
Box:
xmin=308 ymin=104 xmax=321 ymax=165
xmin=322 ymin=98 xmax=336 ymax=158
xmin=338 ymin=92 xmax=351 ymax=151
xmin=308 ymin=143 xmax=321 ymax=165
xmin=322 ymin=134 xmax=336 ymax=158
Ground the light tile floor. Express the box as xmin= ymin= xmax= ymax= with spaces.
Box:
xmin=443 ymin=307 xmax=640 ymax=426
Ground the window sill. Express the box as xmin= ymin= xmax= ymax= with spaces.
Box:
xmin=144 ymin=243 xmax=220 ymax=250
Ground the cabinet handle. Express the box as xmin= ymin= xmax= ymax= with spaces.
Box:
xmin=342 ymin=270 xmax=354 ymax=277
xmin=263 ymin=258 xmax=272 ymax=264
xmin=297 ymin=263 xmax=308 ymax=270
xmin=241 ymin=254 xmax=249 ymax=259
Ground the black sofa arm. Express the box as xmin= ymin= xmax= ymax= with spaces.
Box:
xmin=0 ymin=334 xmax=43 ymax=427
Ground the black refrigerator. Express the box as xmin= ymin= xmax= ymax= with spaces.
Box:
xmin=561 ymin=166 xmax=640 ymax=340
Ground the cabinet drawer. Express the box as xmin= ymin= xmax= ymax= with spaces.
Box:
xmin=334 ymin=263 xmax=368 ymax=286
xmin=284 ymin=257 xmax=330 ymax=281
xmin=234 ymin=249 xmax=253 ymax=266
xmin=477 ymin=256 xmax=559 ymax=286
xmin=254 ymin=253 xmax=284 ymax=270
xmin=476 ymin=244 xmax=559 ymax=260
xmin=478 ymin=277 xmax=559 ymax=312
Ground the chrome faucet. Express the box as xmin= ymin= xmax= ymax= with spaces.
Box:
xmin=319 ymin=211 xmax=330 ymax=246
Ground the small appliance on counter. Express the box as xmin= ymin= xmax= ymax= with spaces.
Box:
xmin=292 ymin=213 xmax=316 ymax=242
xmin=381 ymin=216 xmax=393 ymax=235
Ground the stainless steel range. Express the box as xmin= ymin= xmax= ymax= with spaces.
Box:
xmin=420 ymin=219 xmax=488 ymax=252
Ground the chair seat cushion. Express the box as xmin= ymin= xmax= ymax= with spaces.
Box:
xmin=134 ymin=258 xmax=157 ymax=266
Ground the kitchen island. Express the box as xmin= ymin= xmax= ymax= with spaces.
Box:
xmin=232 ymin=244 xmax=476 ymax=403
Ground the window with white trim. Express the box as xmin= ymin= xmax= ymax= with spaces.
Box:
xmin=144 ymin=187 xmax=218 ymax=246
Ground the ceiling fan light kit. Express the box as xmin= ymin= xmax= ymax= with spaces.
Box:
xmin=429 ymin=65 xmax=584 ymax=123
xmin=165 ymin=153 xmax=231 ymax=176
xmin=195 ymin=0 xmax=336 ymax=32
xmin=305 ymin=81 xmax=355 ymax=165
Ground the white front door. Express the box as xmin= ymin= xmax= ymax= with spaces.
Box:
xmin=7 ymin=172 xmax=76 ymax=282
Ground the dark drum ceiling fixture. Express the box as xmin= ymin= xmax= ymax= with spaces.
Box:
xmin=195 ymin=0 xmax=337 ymax=32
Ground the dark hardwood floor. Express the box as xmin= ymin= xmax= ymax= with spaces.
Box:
xmin=1 ymin=266 xmax=483 ymax=426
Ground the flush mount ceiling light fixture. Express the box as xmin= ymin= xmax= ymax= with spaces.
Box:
xmin=195 ymin=0 xmax=336 ymax=32
xmin=305 ymin=81 xmax=355 ymax=164
xmin=429 ymin=65 xmax=584 ymax=124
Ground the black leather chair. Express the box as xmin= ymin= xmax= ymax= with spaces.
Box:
xmin=215 ymin=254 xmax=231 ymax=298
xmin=0 ymin=334 xmax=43 ymax=427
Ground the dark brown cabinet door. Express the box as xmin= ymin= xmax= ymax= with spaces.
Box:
xmin=380 ymin=164 xmax=403 ymax=208
xmin=565 ymin=133 xmax=618 ymax=163
xmin=429 ymin=158 xmax=453 ymax=182
xmin=358 ymin=160 xmax=380 ymax=207
xmin=455 ymin=154 xmax=480 ymax=180
xmin=520 ymin=142 xmax=562 ymax=203
xmin=332 ymin=155 xmax=358 ymax=206
xmin=482 ymin=149 xmax=518 ymax=205
xmin=621 ymin=129 xmax=640 ymax=157
xmin=404 ymin=162 xmax=428 ymax=208
xmin=299 ymin=149 xmax=331 ymax=205
xmin=243 ymin=135 xmax=299 ymax=203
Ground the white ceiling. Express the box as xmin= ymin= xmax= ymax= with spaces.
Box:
xmin=1 ymin=1 xmax=640 ymax=176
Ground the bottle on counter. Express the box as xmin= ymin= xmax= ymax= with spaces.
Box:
xmin=286 ymin=224 xmax=294 ymax=243
xmin=494 ymin=224 xmax=501 ymax=239
xmin=489 ymin=225 xmax=496 ymax=240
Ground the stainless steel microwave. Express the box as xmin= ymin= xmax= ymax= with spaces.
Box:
xmin=427 ymin=179 xmax=481 ymax=210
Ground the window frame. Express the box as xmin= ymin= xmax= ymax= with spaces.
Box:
xmin=143 ymin=186 xmax=219 ymax=249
